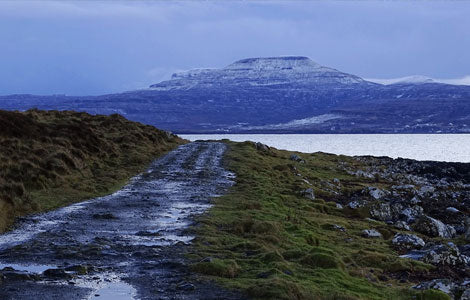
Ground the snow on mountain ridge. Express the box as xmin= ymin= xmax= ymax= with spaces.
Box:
xmin=150 ymin=56 xmax=369 ymax=90
xmin=367 ymin=75 xmax=435 ymax=85
xmin=224 ymin=56 xmax=322 ymax=71
xmin=367 ymin=75 xmax=470 ymax=86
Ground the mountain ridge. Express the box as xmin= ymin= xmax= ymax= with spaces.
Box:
xmin=1 ymin=56 xmax=469 ymax=133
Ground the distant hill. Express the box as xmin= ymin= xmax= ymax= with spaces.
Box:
xmin=1 ymin=56 xmax=470 ymax=133
xmin=0 ymin=109 xmax=184 ymax=232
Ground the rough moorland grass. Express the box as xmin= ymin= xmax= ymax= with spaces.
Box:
xmin=0 ymin=109 xmax=185 ymax=232
xmin=191 ymin=141 xmax=447 ymax=300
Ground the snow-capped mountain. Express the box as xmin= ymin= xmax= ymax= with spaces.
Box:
xmin=1 ymin=56 xmax=470 ymax=133
xmin=150 ymin=56 xmax=371 ymax=91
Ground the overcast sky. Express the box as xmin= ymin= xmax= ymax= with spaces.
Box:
xmin=1 ymin=0 xmax=470 ymax=96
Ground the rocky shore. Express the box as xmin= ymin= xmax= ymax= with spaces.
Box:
xmin=335 ymin=156 xmax=470 ymax=298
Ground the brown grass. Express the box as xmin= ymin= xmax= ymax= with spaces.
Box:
xmin=0 ymin=109 xmax=185 ymax=232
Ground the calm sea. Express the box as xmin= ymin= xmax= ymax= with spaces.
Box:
xmin=180 ymin=134 xmax=470 ymax=163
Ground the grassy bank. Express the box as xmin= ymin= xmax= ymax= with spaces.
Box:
xmin=0 ymin=109 xmax=184 ymax=232
xmin=191 ymin=141 xmax=448 ymax=300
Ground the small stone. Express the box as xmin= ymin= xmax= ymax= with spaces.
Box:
xmin=362 ymin=229 xmax=382 ymax=238
xmin=43 ymin=268 xmax=71 ymax=279
xmin=178 ymin=282 xmax=195 ymax=291
xmin=446 ymin=207 xmax=459 ymax=213
xmin=332 ymin=224 xmax=346 ymax=232
xmin=200 ymin=257 xmax=213 ymax=263
xmin=409 ymin=196 xmax=421 ymax=205
xmin=65 ymin=265 xmax=89 ymax=275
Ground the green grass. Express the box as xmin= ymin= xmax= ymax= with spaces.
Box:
xmin=191 ymin=141 xmax=440 ymax=300
xmin=0 ymin=109 xmax=185 ymax=232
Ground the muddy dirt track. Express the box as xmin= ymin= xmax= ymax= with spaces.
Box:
xmin=0 ymin=142 xmax=245 ymax=300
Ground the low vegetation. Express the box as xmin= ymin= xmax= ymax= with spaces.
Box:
xmin=191 ymin=141 xmax=449 ymax=300
xmin=0 ymin=109 xmax=184 ymax=232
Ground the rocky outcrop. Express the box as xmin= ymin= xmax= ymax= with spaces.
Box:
xmin=421 ymin=243 xmax=470 ymax=267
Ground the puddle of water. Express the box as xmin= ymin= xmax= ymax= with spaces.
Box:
xmin=88 ymin=281 xmax=137 ymax=300
xmin=0 ymin=262 xmax=56 ymax=273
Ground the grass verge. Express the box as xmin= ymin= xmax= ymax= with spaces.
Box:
xmin=0 ymin=109 xmax=185 ymax=232
xmin=191 ymin=141 xmax=448 ymax=300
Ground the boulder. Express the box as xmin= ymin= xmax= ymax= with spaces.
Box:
xmin=369 ymin=202 xmax=392 ymax=221
xmin=392 ymin=233 xmax=425 ymax=250
xmin=399 ymin=206 xmax=423 ymax=223
xmin=413 ymin=279 xmax=456 ymax=296
xmin=289 ymin=154 xmax=305 ymax=163
xmin=413 ymin=216 xmax=456 ymax=238
xmin=464 ymin=218 xmax=470 ymax=241
xmin=348 ymin=200 xmax=368 ymax=209
xmin=392 ymin=184 xmax=416 ymax=191
xmin=366 ymin=187 xmax=388 ymax=200
xmin=418 ymin=185 xmax=436 ymax=196
xmin=362 ymin=229 xmax=382 ymax=238
xmin=1 ymin=270 xmax=39 ymax=281
xmin=255 ymin=142 xmax=270 ymax=151
xmin=461 ymin=289 xmax=470 ymax=300
xmin=394 ymin=221 xmax=411 ymax=231
xmin=409 ymin=196 xmax=421 ymax=205
xmin=300 ymin=188 xmax=315 ymax=200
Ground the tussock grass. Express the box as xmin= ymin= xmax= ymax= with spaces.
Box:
xmin=0 ymin=109 xmax=184 ymax=232
xmin=191 ymin=141 xmax=440 ymax=300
